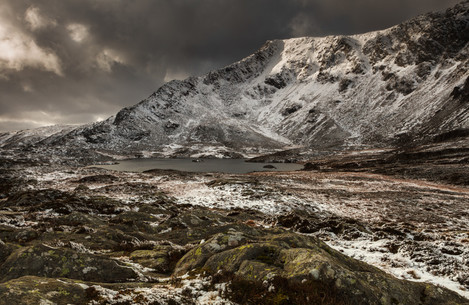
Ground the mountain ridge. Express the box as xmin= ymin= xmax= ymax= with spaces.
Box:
xmin=1 ymin=1 xmax=468 ymax=160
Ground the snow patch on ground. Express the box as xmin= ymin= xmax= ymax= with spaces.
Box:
xmin=88 ymin=275 xmax=235 ymax=305
xmin=160 ymin=176 xmax=321 ymax=215
xmin=327 ymin=237 xmax=469 ymax=298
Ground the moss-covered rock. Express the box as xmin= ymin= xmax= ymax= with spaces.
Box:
xmin=175 ymin=229 xmax=469 ymax=305
xmin=174 ymin=229 xmax=252 ymax=274
xmin=129 ymin=245 xmax=175 ymax=273
xmin=204 ymin=243 xmax=283 ymax=275
xmin=0 ymin=276 xmax=88 ymax=305
xmin=0 ymin=244 xmax=138 ymax=283
xmin=236 ymin=259 xmax=283 ymax=281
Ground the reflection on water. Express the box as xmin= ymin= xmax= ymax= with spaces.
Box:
xmin=92 ymin=158 xmax=303 ymax=174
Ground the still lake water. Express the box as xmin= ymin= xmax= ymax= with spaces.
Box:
xmin=93 ymin=158 xmax=303 ymax=174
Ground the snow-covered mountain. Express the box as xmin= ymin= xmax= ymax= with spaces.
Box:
xmin=1 ymin=1 xmax=468 ymax=158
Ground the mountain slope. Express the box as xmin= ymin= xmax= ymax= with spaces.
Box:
xmin=1 ymin=1 xmax=468 ymax=158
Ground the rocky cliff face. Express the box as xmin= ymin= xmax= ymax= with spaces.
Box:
xmin=1 ymin=1 xmax=468 ymax=158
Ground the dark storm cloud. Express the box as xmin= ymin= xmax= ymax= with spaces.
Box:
xmin=0 ymin=0 xmax=462 ymax=131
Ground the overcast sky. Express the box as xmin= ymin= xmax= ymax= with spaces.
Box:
xmin=0 ymin=0 xmax=462 ymax=132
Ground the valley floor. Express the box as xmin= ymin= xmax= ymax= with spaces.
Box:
xmin=1 ymin=159 xmax=468 ymax=301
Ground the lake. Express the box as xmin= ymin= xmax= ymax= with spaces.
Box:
xmin=93 ymin=158 xmax=303 ymax=174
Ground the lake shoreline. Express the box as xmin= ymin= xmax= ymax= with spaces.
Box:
xmin=91 ymin=158 xmax=303 ymax=174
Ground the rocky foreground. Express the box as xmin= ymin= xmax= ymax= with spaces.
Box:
xmin=0 ymin=146 xmax=468 ymax=304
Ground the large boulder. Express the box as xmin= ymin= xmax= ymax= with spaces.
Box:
xmin=175 ymin=230 xmax=468 ymax=305
xmin=0 ymin=244 xmax=138 ymax=283
xmin=0 ymin=276 xmax=89 ymax=305
xmin=174 ymin=228 xmax=252 ymax=275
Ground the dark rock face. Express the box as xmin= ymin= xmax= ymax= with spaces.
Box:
xmin=82 ymin=123 xmax=112 ymax=144
xmin=366 ymin=2 xmax=469 ymax=66
xmin=363 ymin=34 xmax=393 ymax=64
xmin=385 ymin=74 xmax=415 ymax=95
xmin=205 ymin=40 xmax=281 ymax=86
xmin=282 ymin=104 xmax=302 ymax=116
xmin=113 ymin=106 xmax=134 ymax=125
xmin=338 ymin=78 xmax=353 ymax=92
xmin=265 ymin=72 xmax=289 ymax=89
xmin=451 ymin=76 xmax=469 ymax=102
